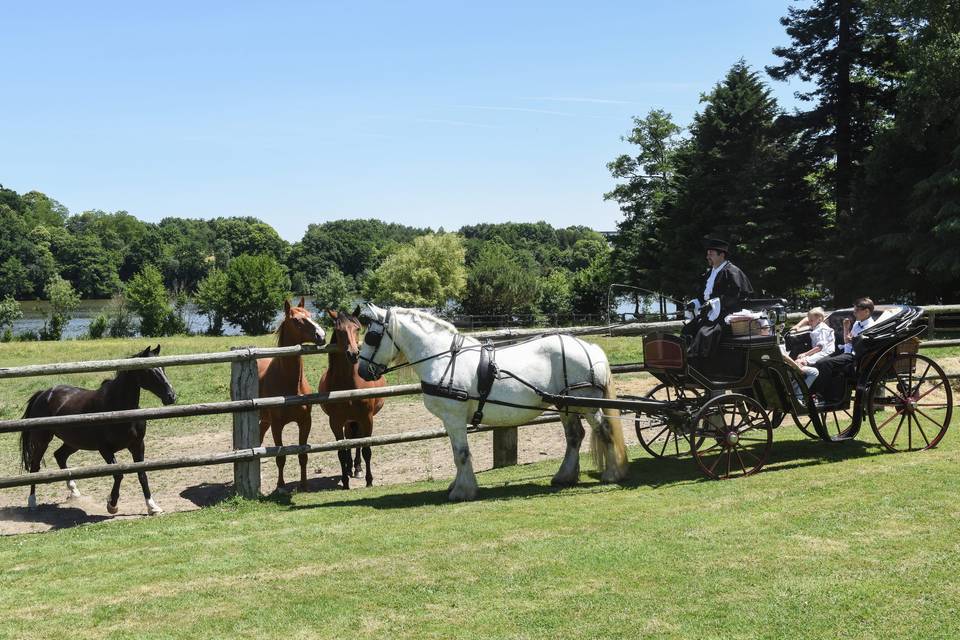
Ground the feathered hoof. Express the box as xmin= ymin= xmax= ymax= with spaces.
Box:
xmin=447 ymin=484 xmax=478 ymax=502
xmin=600 ymin=466 xmax=627 ymax=483
xmin=67 ymin=480 xmax=81 ymax=498
xmin=550 ymin=474 xmax=579 ymax=488
xmin=106 ymin=500 xmax=119 ymax=515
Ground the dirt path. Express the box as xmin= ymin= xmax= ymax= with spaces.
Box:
xmin=0 ymin=376 xmax=659 ymax=535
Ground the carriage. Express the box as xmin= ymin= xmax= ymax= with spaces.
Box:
xmin=623 ymin=301 xmax=953 ymax=479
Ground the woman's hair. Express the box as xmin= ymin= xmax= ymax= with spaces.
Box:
xmin=808 ymin=306 xmax=826 ymax=320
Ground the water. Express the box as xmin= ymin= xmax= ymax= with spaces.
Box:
xmin=9 ymin=298 xmax=325 ymax=339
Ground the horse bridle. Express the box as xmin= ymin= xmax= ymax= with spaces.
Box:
xmin=359 ymin=308 xmax=394 ymax=379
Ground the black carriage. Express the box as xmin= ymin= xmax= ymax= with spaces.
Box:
xmin=624 ymin=301 xmax=953 ymax=479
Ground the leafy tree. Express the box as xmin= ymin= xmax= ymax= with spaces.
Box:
xmin=461 ymin=239 xmax=540 ymax=316
xmin=194 ymin=269 xmax=229 ymax=335
xmin=105 ymin=293 xmax=136 ymax=338
xmin=311 ymin=267 xmax=354 ymax=316
xmin=39 ymin=275 xmax=80 ymax=341
xmin=606 ymin=109 xmax=683 ymax=292
xmin=223 ymin=254 xmax=290 ymax=335
xmin=0 ymin=257 xmax=31 ymax=299
xmin=0 ymin=296 xmax=23 ymax=342
xmin=210 ymin=217 xmax=289 ymax=264
xmin=570 ymin=252 xmax=613 ymax=314
xmin=21 ymin=191 xmax=69 ymax=228
xmin=364 ymin=233 xmax=466 ymax=311
xmin=55 ymin=232 xmax=122 ymax=298
xmin=127 ymin=265 xmax=175 ymax=337
xmin=538 ymin=269 xmax=573 ymax=316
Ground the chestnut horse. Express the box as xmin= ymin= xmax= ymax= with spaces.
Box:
xmin=257 ymin=298 xmax=326 ymax=492
xmin=318 ymin=309 xmax=386 ymax=489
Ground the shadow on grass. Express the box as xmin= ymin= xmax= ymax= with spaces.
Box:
xmin=0 ymin=505 xmax=110 ymax=535
xmin=297 ymin=436 xmax=891 ymax=511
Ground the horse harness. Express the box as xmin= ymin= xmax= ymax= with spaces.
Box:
xmin=412 ymin=331 xmax=602 ymax=426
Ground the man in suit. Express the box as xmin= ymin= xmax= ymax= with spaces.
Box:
xmin=682 ymin=237 xmax=754 ymax=359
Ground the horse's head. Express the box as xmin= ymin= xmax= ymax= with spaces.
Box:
xmin=133 ymin=345 xmax=177 ymax=406
xmin=356 ymin=302 xmax=397 ymax=381
xmin=326 ymin=308 xmax=362 ymax=364
xmin=277 ymin=297 xmax=326 ymax=347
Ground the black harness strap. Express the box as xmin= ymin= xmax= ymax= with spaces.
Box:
xmin=470 ymin=340 xmax=497 ymax=426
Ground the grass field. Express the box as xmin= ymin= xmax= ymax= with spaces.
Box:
xmin=1 ymin=336 xmax=959 ymax=639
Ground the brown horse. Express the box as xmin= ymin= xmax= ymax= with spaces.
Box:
xmin=257 ymin=298 xmax=325 ymax=492
xmin=318 ymin=309 xmax=386 ymax=488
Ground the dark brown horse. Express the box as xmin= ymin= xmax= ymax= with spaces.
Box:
xmin=318 ymin=309 xmax=386 ymax=488
xmin=257 ymin=298 xmax=326 ymax=492
xmin=20 ymin=345 xmax=177 ymax=515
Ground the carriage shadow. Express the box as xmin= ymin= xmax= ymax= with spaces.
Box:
xmin=0 ymin=505 xmax=111 ymax=534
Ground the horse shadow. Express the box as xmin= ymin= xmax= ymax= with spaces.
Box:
xmin=179 ymin=475 xmax=344 ymax=508
xmin=0 ymin=504 xmax=111 ymax=534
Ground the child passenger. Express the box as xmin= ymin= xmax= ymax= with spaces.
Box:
xmin=789 ymin=307 xmax=835 ymax=399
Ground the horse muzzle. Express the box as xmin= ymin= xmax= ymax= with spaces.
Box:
xmin=162 ymin=392 xmax=177 ymax=406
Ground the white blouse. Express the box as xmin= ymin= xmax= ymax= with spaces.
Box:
xmin=805 ymin=324 xmax=836 ymax=364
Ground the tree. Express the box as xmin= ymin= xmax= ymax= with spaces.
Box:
xmin=194 ymin=269 xmax=229 ymax=335
xmin=461 ymin=239 xmax=540 ymax=316
xmin=127 ymin=265 xmax=175 ymax=337
xmin=538 ymin=269 xmax=573 ymax=316
xmin=364 ymin=233 xmax=466 ymax=311
xmin=605 ymin=109 xmax=683 ymax=292
xmin=570 ymin=252 xmax=613 ymax=314
xmin=0 ymin=296 xmax=22 ymax=341
xmin=311 ymin=267 xmax=354 ymax=315
xmin=767 ymin=0 xmax=901 ymax=300
xmin=39 ymin=275 xmax=80 ymax=341
xmin=223 ymin=254 xmax=290 ymax=335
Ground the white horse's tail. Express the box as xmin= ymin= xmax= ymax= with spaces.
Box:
xmin=590 ymin=361 xmax=628 ymax=481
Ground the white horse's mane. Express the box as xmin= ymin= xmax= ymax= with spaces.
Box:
xmin=393 ymin=308 xmax=459 ymax=336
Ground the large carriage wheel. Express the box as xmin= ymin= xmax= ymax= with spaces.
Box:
xmin=867 ymin=353 xmax=953 ymax=452
xmin=690 ymin=394 xmax=773 ymax=479
xmin=634 ymin=383 xmax=702 ymax=458
xmin=794 ymin=406 xmax=857 ymax=441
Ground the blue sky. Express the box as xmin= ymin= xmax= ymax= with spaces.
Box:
xmin=1 ymin=1 xmax=807 ymax=242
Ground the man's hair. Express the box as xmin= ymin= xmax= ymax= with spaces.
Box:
xmin=853 ymin=297 xmax=874 ymax=312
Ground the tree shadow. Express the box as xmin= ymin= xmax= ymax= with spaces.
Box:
xmin=0 ymin=505 xmax=111 ymax=535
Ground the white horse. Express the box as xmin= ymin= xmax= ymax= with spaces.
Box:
xmin=356 ymin=304 xmax=627 ymax=501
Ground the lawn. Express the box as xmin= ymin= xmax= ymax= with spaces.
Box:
xmin=0 ymin=335 xmax=958 ymax=639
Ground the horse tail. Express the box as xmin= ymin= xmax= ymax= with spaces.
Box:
xmin=19 ymin=390 xmax=45 ymax=472
xmin=590 ymin=361 xmax=628 ymax=481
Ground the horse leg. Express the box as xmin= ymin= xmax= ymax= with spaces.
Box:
xmin=271 ymin=421 xmax=289 ymax=493
xmin=129 ymin=439 xmax=162 ymax=515
xmin=358 ymin=415 xmax=374 ymax=487
xmin=53 ymin=443 xmax=81 ymax=498
xmin=345 ymin=422 xmax=362 ymax=478
xmin=445 ymin=422 xmax=478 ymax=502
xmin=584 ymin=408 xmax=628 ymax=483
xmin=99 ymin=450 xmax=123 ymax=514
xmin=296 ymin=415 xmax=311 ymax=492
xmin=552 ymin=412 xmax=586 ymax=487
xmin=25 ymin=430 xmax=54 ymax=511
xmin=330 ymin=417 xmax=350 ymax=490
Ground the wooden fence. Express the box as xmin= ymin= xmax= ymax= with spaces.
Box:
xmin=1 ymin=305 xmax=958 ymax=499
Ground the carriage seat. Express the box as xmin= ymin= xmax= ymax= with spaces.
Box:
xmin=720 ymin=333 xmax=778 ymax=347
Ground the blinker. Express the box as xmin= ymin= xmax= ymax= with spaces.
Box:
xmin=364 ymin=331 xmax=382 ymax=347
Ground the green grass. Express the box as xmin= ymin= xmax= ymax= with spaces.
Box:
xmin=1 ymin=335 xmax=959 ymax=639
xmin=1 ymin=430 xmax=960 ymax=639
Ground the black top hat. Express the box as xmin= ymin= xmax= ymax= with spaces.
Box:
xmin=702 ymin=237 xmax=730 ymax=253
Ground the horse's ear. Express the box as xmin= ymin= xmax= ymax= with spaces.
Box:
xmin=299 ymin=296 xmax=306 ymax=308
xmin=284 ymin=299 xmax=292 ymax=317
xmin=352 ymin=305 xmax=362 ymax=318
xmin=327 ymin=309 xmax=338 ymax=320
xmin=153 ymin=344 xmax=161 ymax=355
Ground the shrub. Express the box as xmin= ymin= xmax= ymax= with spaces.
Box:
xmin=127 ymin=265 xmax=174 ymax=337
xmin=87 ymin=314 xmax=108 ymax=339
xmin=223 ymin=254 xmax=289 ymax=335
xmin=39 ymin=275 xmax=80 ymax=341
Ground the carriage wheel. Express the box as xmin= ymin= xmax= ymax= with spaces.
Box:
xmin=867 ymin=353 xmax=953 ymax=452
xmin=794 ymin=406 xmax=857 ymax=441
xmin=634 ymin=383 xmax=702 ymax=458
xmin=690 ymin=394 xmax=772 ymax=479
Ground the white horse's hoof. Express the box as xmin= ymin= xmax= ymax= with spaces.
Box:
xmin=27 ymin=495 xmax=37 ymax=511
xmin=107 ymin=501 xmax=119 ymax=515
xmin=146 ymin=499 xmax=163 ymax=516
xmin=67 ymin=480 xmax=81 ymax=498
xmin=448 ymin=485 xmax=478 ymax=502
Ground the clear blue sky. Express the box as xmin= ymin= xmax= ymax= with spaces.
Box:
xmin=1 ymin=1 xmax=807 ymax=242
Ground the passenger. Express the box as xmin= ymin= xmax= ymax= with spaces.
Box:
xmin=812 ymin=297 xmax=876 ymax=403
xmin=788 ymin=307 xmax=834 ymax=399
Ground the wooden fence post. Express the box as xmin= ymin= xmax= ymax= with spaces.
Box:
xmin=231 ymin=350 xmax=260 ymax=499
xmin=492 ymin=427 xmax=518 ymax=468
xmin=928 ymin=312 xmax=936 ymax=336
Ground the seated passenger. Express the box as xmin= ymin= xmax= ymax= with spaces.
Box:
xmin=812 ymin=297 xmax=876 ymax=402
xmin=788 ymin=307 xmax=834 ymax=399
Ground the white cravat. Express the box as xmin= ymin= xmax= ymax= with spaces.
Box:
xmin=703 ymin=261 xmax=728 ymax=301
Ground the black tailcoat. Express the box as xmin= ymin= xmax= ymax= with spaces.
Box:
xmin=683 ymin=262 xmax=754 ymax=359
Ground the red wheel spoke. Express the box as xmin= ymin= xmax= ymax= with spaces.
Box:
xmin=644 ymin=424 xmax=670 ymax=444
xmin=912 ymin=415 xmax=932 ymax=447
xmin=734 ymin=447 xmax=749 ymax=475
xmin=913 ymin=406 xmax=944 ymax=429
xmin=738 ymin=446 xmax=762 ymax=464
xmin=914 ymin=380 xmax=945 ymax=403
xmin=889 ymin=413 xmax=906 ymax=447
xmin=708 ymin=451 xmax=724 ymax=475
xmin=875 ymin=406 xmax=906 ymax=431
xmin=659 ymin=433 xmax=673 ymax=457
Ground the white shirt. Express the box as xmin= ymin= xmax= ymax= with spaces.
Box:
xmin=805 ymin=323 xmax=835 ymax=364
xmin=703 ymin=261 xmax=728 ymax=301
xmin=843 ymin=316 xmax=875 ymax=354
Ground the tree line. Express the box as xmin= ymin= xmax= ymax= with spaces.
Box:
xmin=0 ymin=186 xmax=611 ymax=339
xmin=607 ymin=0 xmax=960 ymax=308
